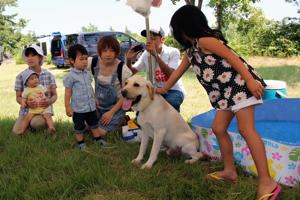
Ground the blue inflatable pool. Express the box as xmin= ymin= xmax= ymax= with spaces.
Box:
xmin=191 ymin=98 xmax=300 ymax=187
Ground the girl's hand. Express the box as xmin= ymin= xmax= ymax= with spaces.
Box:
xmin=246 ymin=79 xmax=265 ymax=99
xmin=155 ymin=87 xmax=167 ymax=94
xmin=65 ymin=106 xmax=73 ymax=117
xmin=100 ymin=111 xmax=113 ymax=126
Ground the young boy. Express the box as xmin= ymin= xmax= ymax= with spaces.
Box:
xmin=20 ymin=69 xmax=56 ymax=134
xmin=63 ymin=44 xmax=107 ymax=150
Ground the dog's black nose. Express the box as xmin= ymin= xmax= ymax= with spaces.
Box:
xmin=121 ymin=89 xmax=127 ymax=97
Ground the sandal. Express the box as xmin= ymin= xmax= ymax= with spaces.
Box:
xmin=257 ymin=183 xmax=282 ymax=200
xmin=206 ymin=172 xmax=237 ymax=183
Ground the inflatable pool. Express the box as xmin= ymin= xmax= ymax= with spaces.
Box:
xmin=191 ymin=98 xmax=300 ymax=187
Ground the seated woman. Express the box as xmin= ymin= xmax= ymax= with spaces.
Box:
xmin=92 ymin=36 xmax=133 ymax=140
xmin=13 ymin=44 xmax=57 ymax=134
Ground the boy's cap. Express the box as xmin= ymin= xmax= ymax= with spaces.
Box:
xmin=22 ymin=69 xmax=38 ymax=86
xmin=141 ymin=27 xmax=165 ymax=37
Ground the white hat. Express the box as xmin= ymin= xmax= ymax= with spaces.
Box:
xmin=141 ymin=27 xmax=165 ymax=37
xmin=22 ymin=44 xmax=44 ymax=62
xmin=22 ymin=69 xmax=39 ymax=86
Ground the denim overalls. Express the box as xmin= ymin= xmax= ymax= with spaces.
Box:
xmin=93 ymin=63 xmax=125 ymax=132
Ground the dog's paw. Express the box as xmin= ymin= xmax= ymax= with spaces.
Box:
xmin=141 ymin=162 xmax=153 ymax=169
xmin=185 ymin=159 xmax=197 ymax=164
xmin=131 ymin=158 xmax=142 ymax=165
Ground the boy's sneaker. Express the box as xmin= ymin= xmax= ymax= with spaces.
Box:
xmin=78 ymin=142 xmax=87 ymax=151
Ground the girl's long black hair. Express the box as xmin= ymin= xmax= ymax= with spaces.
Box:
xmin=170 ymin=5 xmax=227 ymax=49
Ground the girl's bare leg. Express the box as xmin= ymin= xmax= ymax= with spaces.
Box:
xmin=211 ymin=110 xmax=238 ymax=181
xmin=235 ymin=106 xmax=277 ymax=198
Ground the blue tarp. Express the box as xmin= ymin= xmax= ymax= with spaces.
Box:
xmin=191 ymin=98 xmax=300 ymax=146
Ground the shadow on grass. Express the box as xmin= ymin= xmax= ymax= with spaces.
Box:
xmin=0 ymin=116 xmax=123 ymax=143
xmin=48 ymin=65 xmax=70 ymax=71
xmin=256 ymin=65 xmax=300 ymax=86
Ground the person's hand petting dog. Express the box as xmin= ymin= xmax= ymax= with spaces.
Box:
xmin=155 ymin=87 xmax=166 ymax=94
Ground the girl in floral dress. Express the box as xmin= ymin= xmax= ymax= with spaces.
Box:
xmin=156 ymin=5 xmax=281 ymax=200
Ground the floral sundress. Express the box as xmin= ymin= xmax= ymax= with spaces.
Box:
xmin=187 ymin=40 xmax=266 ymax=109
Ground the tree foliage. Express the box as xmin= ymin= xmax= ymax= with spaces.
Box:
xmin=80 ymin=23 xmax=99 ymax=32
xmin=207 ymin=0 xmax=259 ymax=31
xmin=0 ymin=0 xmax=35 ymax=56
xmin=170 ymin=0 xmax=259 ymax=31
xmin=168 ymin=0 xmax=300 ymax=57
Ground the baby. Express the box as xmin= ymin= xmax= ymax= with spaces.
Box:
xmin=20 ymin=69 xmax=56 ymax=134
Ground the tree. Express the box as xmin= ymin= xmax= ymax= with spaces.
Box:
xmin=0 ymin=0 xmax=31 ymax=55
xmin=213 ymin=0 xmax=261 ymax=31
xmin=80 ymin=23 xmax=99 ymax=32
xmin=170 ymin=0 xmax=259 ymax=31
xmin=170 ymin=0 xmax=300 ymax=56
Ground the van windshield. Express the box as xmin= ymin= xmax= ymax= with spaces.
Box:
xmin=84 ymin=33 xmax=100 ymax=45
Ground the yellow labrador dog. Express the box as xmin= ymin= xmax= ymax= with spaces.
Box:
xmin=121 ymin=75 xmax=203 ymax=169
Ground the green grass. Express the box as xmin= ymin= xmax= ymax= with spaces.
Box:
xmin=0 ymin=59 xmax=300 ymax=199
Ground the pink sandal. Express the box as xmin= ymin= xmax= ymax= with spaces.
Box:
xmin=257 ymin=183 xmax=282 ymax=200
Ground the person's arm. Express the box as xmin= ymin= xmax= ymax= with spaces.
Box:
xmin=16 ymin=90 xmax=23 ymax=105
xmin=18 ymin=90 xmax=38 ymax=109
xmin=20 ymin=89 xmax=28 ymax=108
xmin=111 ymin=96 xmax=123 ymax=114
xmin=153 ymin=53 xmax=174 ymax=77
xmin=154 ymin=48 xmax=181 ymax=77
xmin=39 ymin=73 xmax=58 ymax=108
xmin=21 ymin=97 xmax=27 ymax=108
xmin=39 ymin=86 xmax=57 ymax=108
xmin=199 ymin=37 xmax=264 ymax=99
xmin=156 ymin=54 xmax=190 ymax=94
xmin=100 ymin=96 xmax=124 ymax=126
xmin=17 ymin=88 xmax=39 ymax=109
xmin=15 ymin=73 xmax=24 ymax=106
xmin=48 ymin=85 xmax=57 ymax=105
xmin=64 ymin=88 xmax=73 ymax=117
xmin=125 ymin=48 xmax=139 ymax=74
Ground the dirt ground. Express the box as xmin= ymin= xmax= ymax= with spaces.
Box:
xmin=248 ymin=56 xmax=300 ymax=67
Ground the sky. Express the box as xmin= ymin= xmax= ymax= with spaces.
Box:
xmin=5 ymin=0 xmax=299 ymax=37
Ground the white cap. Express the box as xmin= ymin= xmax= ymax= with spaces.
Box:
xmin=22 ymin=44 xmax=44 ymax=61
xmin=141 ymin=27 xmax=165 ymax=37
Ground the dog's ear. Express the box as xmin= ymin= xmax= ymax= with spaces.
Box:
xmin=146 ymin=84 xmax=154 ymax=100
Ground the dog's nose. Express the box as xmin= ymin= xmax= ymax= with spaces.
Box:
xmin=121 ymin=89 xmax=128 ymax=97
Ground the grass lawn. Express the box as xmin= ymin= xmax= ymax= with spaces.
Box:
xmin=0 ymin=57 xmax=300 ymax=199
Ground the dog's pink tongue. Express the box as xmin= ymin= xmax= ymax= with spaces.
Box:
xmin=122 ymin=98 xmax=133 ymax=111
